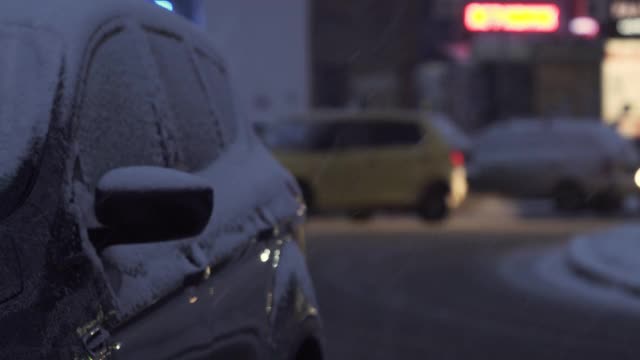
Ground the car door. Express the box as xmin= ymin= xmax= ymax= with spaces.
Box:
xmin=312 ymin=120 xmax=373 ymax=209
xmin=357 ymin=120 xmax=426 ymax=207
xmin=72 ymin=18 xmax=201 ymax=356
xmin=101 ymin=24 xmax=274 ymax=359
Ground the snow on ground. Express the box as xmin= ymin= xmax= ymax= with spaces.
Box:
xmin=500 ymin=246 xmax=640 ymax=317
xmin=499 ymin=223 xmax=640 ymax=316
xmin=567 ymin=224 xmax=640 ymax=292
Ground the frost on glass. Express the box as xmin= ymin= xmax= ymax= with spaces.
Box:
xmin=76 ymin=30 xmax=166 ymax=189
xmin=196 ymin=51 xmax=238 ymax=145
xmin=146 ymin=31 xmax=222 ymax=171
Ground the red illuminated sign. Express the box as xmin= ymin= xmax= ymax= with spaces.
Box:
xmin=464 ymin=3 xmax=560 ymax=33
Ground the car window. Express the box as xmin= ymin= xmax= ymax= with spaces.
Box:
xmin=265 ymin=119 xmax=421 ymax=151
xmin=77 ymin=28 xmax=167 ymax=189
xmin=146 ymin=30 xmax=222 ymax=171
xmin=260 ymin=121 xmax=336 ymax=151
xmin=195 ymin=50 xmax=237 ymax=144
xmin=367 ymin=121 xmax=422 ymax=147
xmin=332 ymin=121 xmax=372 ymax=149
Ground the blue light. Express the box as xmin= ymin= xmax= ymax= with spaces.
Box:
xmin=154 ymin=0 xmax=174 ymax=12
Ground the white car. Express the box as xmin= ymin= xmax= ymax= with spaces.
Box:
xmin=468 ymin=118 xmax=640 ymax=212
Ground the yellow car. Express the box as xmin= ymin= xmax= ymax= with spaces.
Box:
xmin=257 ymin=110 xmax=468 ymax=221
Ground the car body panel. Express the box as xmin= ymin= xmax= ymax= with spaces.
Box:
xmin=110 ymin=233 xmax=316 ymax=360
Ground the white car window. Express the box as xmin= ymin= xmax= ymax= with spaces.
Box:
xmin=146 ymin=30 xmax=222 ymax=171
xmin=77 ymin=28 xmax=167 ymax=189
xmin=195 ymin=49 xmax=238 ymax=144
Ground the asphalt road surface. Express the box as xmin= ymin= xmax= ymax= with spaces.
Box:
xmin=305 ymin=205 xmax=640 ymax=360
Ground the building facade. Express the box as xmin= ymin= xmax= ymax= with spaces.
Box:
xmin=417 ymin=0 xmax=605 ymax=131
xmin=311 ymin=0 xmax=422 ymax=108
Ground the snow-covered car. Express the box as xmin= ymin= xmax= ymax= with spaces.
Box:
xmin=468 ymin=118 xmax=640 ymax=212
xmin=0 ymin=1 xmax=322 ymax=359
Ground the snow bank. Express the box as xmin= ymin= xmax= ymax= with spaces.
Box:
xmin=568 ymin=224 xmax=640 ymax=292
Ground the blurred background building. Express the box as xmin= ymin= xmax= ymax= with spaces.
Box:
xmin=311 ymin=0 xmax=422 ymax=109
xmin=152 ymin=0 xmax=640 ymax=140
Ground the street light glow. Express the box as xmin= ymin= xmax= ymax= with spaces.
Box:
xmin=154 ymin=0 xmax=174 ymax=12
xmin=617 ymin=18 xmax=640 ymax=36
xmin=569 ymin=17 xmax=600 ymax=38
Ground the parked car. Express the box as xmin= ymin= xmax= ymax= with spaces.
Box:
xmin=468 ymin=118 xmax=640 ymax=212
xmin=0 ymin=1 xmax=322 ymax=359
xmin=256 ymin=110 xmax=468 ymax=221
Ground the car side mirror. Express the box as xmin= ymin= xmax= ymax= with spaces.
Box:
xmin=91 ymin=166 xmax=214 ymax=250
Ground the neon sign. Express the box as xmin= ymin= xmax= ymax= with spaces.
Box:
xmin=464 ymin=3 xmax=560 ymax=33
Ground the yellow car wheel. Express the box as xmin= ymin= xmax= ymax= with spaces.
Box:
xmin=417 ymin=184 xmax=449 ymax=222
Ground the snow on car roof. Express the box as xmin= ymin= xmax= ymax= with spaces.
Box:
xmin=0 ymin=0 xmax=198 ymax=41
xmin=0 ymin=0 xmax=221 ymax=91
xmin=481 ymin=117 xmax=615 ymax=137
xmin=475 ymin=117 xmax=633 ymax=157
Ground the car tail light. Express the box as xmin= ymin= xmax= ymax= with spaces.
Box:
xmin=450 ymin=150 xmax=465 ymax=167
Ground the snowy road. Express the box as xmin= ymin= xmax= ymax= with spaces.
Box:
xmin=305 ymin=199 xmax=640 ymax=359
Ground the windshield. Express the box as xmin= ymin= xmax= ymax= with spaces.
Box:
xmin=0 ymin=26 xmax=60 ymax=218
